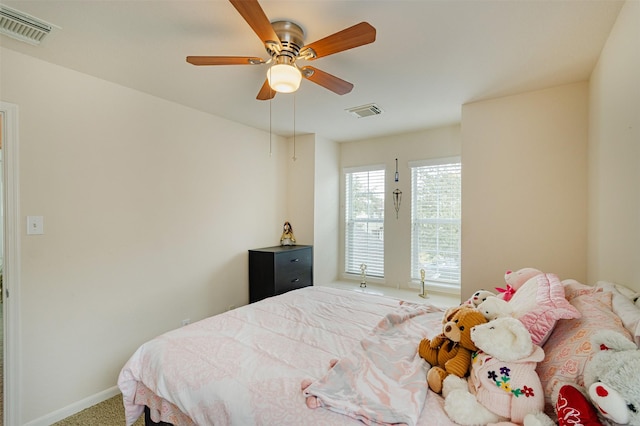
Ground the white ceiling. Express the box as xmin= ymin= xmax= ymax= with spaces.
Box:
xmin=0 ymin=0 xmax=624 ymax=142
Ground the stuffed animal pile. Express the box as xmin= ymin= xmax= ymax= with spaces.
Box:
xmin=419 ymin=267 xmax=640 ymax=425
xmin=552 ymin=330 xmax=640 ymax=426
xmin=418 ymin=305 xmax=487 ymax=394
xmin=441 ymin=317 xmax=551 ymax=425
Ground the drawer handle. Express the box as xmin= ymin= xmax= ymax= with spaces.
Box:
xmin=291 ymin=278 xmax=300 ymax=283
xmin=290 ymin=258 xmax=300 ymax=263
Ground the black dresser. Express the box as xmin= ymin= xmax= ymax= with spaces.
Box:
xmin=248 ymin=245 xmax=313 ymax=303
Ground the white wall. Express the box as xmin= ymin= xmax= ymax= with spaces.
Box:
xmin=461 ymin=82 xmax=589 ymax=301
xmin=0 ymin=47 xmax=290 ymax=424
xmin=340 ymin=125 xmax=461 ymax=290
xmin=588 ymin=0 xmax=640 ymax=291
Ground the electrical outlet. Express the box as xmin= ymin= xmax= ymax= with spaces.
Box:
xmin=181 ymin=318 xmax=191 ymax=326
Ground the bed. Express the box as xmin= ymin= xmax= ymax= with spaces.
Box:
xmin=118 ymin=277 xmax=640 ymax=426
xmin=118 ymin=285 xmax=456 ymax=425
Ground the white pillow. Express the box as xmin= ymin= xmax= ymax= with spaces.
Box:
xmin=596 ymin=281 xmax=640 ymax=346
xmin=599 ymin=280 xmax=640 ymax=300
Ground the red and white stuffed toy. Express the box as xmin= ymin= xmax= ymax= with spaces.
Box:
xmin=553 ymin=330 xmax=640 ymax=426
xmin=555 ymin=385 xmax=603 ymax=426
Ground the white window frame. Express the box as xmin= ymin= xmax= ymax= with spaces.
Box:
xmin=409 ymin=157 xmax=461 ymax=289
xmin=344 ymin=165 xmax=385 ymax=279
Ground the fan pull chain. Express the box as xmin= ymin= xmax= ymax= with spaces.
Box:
xmin=268 ymin=66 xmax=273 ymax=157
xmin=269 ymin=96 xmax=272 ymax=157
xmin=292 ymin=93 xmax=297 ymax=161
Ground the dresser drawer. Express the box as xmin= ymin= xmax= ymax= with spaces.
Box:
xmin=275 ymin=249 xmax=311 ymax=273
xmin=275 ymin=273 xmax=311 ymax=295
xmin=275 ymin=265 xmax=312 ymax=295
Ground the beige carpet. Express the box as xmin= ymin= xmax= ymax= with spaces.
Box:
xmin=53 ymin=394 xmax=145 ymax=426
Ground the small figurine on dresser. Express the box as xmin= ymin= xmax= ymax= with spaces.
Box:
xmin=280 ymin=221 xmax=296 ymax=246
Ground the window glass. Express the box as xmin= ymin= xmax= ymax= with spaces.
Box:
xmin=410 ymin=159 xmax=461 ymax=285
xmin=344 ymin=167 xmax=385 ymax=277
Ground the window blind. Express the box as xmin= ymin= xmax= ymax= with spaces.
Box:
xmin=344 ymin=167 xmax=385 ymax=277
xmin=410 ymin=159 xmax=461 ymax=285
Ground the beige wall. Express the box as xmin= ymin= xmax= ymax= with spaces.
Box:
xmin=313 ymin=135 xmax=340 ymax=285
xmin=286 ymin=134 xmax=315 ymax=247
xmin=282 ymin=132 xmax=340 ymax=286
xmin=461 ymin=82 xmax=589 ymax=301
xmin=340 ymin=125 xmax=462 ymax=291
xmin=1 ymin=47 xmax=290 ymax=424
xmin=588 ymin=0 xmax=640 ymax=291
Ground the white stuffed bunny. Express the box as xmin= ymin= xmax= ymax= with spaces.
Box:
xmin=477 ymin=296 xmax=514 ymax=321
xmin=442 ymin=317 xmax=554 ymax=426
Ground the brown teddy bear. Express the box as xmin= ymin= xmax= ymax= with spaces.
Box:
xmin=418 ymin=305 xmax=487 ymax=393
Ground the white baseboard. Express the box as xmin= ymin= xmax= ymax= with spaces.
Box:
xmin=23 ymin=386 xmax=121 ymax=426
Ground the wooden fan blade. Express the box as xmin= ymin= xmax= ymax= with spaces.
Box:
xmin=257 ymin=79 xmax=276 ymax=100
xmin=229 ymin=0 xmax=281 ymax=46
xmin=301 ymin=66 xmax=353 ymax=95
xmin=186 ymin=56 xmax=264 ymax=66
xmin=302 ymin=22 xmax=376 ymax=60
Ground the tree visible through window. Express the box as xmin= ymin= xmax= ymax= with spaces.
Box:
xmin=410 ymin=159 xmax=461 ymax=286
xmin=344 ymin=167 xmax=385 ymax=278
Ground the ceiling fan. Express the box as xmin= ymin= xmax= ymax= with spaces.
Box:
xmin=186 ymin=0 xmax=376 ymax=100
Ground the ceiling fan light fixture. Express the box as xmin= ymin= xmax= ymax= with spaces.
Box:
xmin=267 ymin=63 xmax=302 ymax=93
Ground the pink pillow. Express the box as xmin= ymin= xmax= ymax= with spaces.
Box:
xmin=537 ymin=290 xmax=633 ymax=417
xmin=509 ymin=273 xmax=581 ymax=346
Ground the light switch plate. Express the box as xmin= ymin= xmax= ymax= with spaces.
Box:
xmin=27 ymin=216 xmax=44 ymax=235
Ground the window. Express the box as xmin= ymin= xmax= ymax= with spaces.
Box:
xmin=410 ymin=158 xmax=461 ymax=286
xmin=344 ymin=166 xmax=385 ymax=278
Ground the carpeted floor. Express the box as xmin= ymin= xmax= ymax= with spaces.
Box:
xmin=53 ymin=394 xmax=145 ymax=426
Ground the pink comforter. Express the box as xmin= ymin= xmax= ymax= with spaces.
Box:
xmin=118 ymin=286 xmax=458 ymax=425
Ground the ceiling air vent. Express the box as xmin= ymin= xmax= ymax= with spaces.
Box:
xmin=0 ymin=5 xmax=53 ymax=45
xmin=346 ymin=103 xmax=384 ymax=118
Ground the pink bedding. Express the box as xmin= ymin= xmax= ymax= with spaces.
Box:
xmin=303 ymin=303 xmax=441 ymax=425
xmin=118 ymin=286 xmax=457 ymax=425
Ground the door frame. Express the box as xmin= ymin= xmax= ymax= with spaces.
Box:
xmin=1 ymin=101 xmax=21 ymax=426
